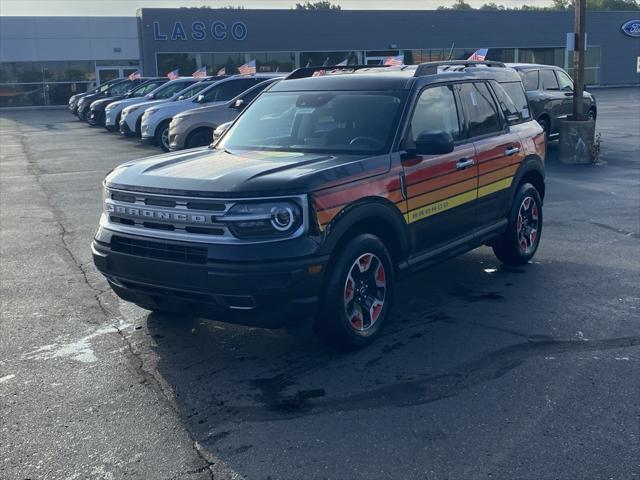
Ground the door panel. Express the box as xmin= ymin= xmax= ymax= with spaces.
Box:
xmin=539 ymin=68 xmax=567 ymax=134
xmin=403 ymin=144 xmax=478 ymax=250
xmin=474 ymin=132 xmax=524 ymax=226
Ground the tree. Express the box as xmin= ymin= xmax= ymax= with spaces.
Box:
xmin=439 ymin=0 xmax=639 ymax=10
xmin=294 ymin=1 xmax=341 ymax=9
xmin=438 ymin=0 xmax=475 ymax=9
xmin=480 ymin=2 xmax=506 ymax=9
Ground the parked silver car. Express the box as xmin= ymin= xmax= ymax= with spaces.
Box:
xmin=168 ymin=78 xmax=283 ymax=151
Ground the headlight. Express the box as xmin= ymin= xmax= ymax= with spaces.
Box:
xmin=105 ymin=104 xmax=114 ymax=112
xmin=145 ymin=108 xmax=159 ymax=116
xmin=125 ymin=105 xmax=140 ymax=115
xmin=225 ymin=200 xmax=304 ymax=239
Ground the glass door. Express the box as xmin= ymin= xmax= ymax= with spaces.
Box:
xmin=96 ymin=68 xmax=120 ymax=85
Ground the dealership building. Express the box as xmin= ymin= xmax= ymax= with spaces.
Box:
xmin=1 ymin=9 xmax=638 ymax=107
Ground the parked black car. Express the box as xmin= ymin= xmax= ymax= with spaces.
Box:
xmin=93 ymin=61 xmax=546 ymax=350
xmin=87 ymin=78 xmax=168 ymax=127
xmin=68 ymin=78 xmax=123 ymax=116
xmin=76 ymin=78 xmax=146 ymax=121
xmin=508 ymin=63 xmax=597 ymax=141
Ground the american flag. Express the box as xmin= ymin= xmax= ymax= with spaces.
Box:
xmin=167 ymin=69 xmax=179 ymax=80
xmin=384 ymin=55 xmax=404 ymax=66
xmin=128 ymin=70 xmax=141 ymax=81
xmin=238 ymin=60 xmax=256 ymax=75
xmin=467 ymin=49 xmax=488 ymax=61
xmin=311 ymin=70 xmax=326 ymax=77
xmin=192 ymin=66 xmax=207 ymax=78
xmin=217 ymin=67 xmax=226 ymax=76
xmin=336 ymin=59 xmax=348 ymax=66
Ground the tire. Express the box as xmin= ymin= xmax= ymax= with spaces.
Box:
xmin=315 ymin=234 xmax=394 ymax=351
xmin=588 ymin=108 xmax=596 ymax=121
xmin=155 ymin=120 xmax=171 ymax=152
xmin=492 ymin=182 xmax=543 ymax=266
xmin=538 ymin=117 xmax=550 ymax=143
xmin=186 ymin=128 xmax=214 ymax=149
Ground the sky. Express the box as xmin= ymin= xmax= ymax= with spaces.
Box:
xmin=0 ymin=0 xmax=555 ymax=16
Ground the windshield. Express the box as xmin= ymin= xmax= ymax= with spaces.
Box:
xmin=152 ymin=81 xmax=195 ymax=99
xmin=131 ymin=80 xmax=164 ymax=97
xmin=219 ymin=91 xmax=405 ymax=154
xmin=173 ymin=82 xmax=212 ymax=100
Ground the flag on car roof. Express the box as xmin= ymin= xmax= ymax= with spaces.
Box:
xmin=217 ymin=67 xmax=226 ymax=76
xmin=336 ymin=59 xmax=348 ymax=66
xmin=467 ymin=48 xmax=488 ymax=61
xmin=128 ymin=70 xmax=141 ymax=81
xmin=192 ymin=66 xmax=207 ymax=78
xmin=384 ymin=55 xmax=404 ymax=66
xmin=238 ymin=60 xmax=256 ymax=75
xmin=312 ymin=70 xmax=326 ymax=77
xmin=167 ymin=69 xmax=179 ymax=80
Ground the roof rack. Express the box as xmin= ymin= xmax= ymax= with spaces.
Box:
xmin=414 ymin=60 xmax=506 ymax=77
xmin=286 ymin=64 xmax=389 ymax=80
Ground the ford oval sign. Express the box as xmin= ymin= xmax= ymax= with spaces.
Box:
xmin=621 ymin=20 xmax=640 ymax=37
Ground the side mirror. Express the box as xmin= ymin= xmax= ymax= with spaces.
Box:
xmin=147 ymin=93 xmax=155 ymax=99
xmin=232 ymin=99 xmax=245 ymax=110
xmin=177 ymin=95 xmax=185 ymax=100
xmin=124 ymin=91 xmax=133 ymax=98
xmin=213 ymin=121 xmax=232 ymax=142
xmin=414 ymin=131 xmax=454 ymax=155
xmin=196 ymin=94 xmax=205 ymax=103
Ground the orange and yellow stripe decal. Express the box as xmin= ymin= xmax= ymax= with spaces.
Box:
xmin=314 ymin=160 xmax=520 ymax=230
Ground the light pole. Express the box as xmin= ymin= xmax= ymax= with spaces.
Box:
xmin=572 ymin=0 xmax=586 ymax=120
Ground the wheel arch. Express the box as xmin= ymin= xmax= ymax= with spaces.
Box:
xmin=186 ymin=126 xmax=215 ymax=146
xmin=318 ymin=198 xmax=411 ymax=268
xmin=512 ymin=155 xmax=546 ymax=203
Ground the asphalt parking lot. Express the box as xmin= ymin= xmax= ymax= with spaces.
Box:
xmin=1 ymin=87 xmax=639 ymax=480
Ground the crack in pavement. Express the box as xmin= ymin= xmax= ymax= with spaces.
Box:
xmin=16 ymin=127 xmax=218 ymax=479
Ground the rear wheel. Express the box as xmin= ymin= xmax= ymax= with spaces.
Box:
xmin=492 ymin=182 xmax=543 ymax=266
xmin=186 ymin=128 xmax=214 ymax=149
xmin=588 ymin=108 xmax=596 ymax=121
xmin=155 ymin=120 xmax=171 ymax=151
xmin=315 ymin=234 xmax=393 ymax=350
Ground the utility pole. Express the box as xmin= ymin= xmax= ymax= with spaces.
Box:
xmin=572 ymin=0 xmax=586 ymax=120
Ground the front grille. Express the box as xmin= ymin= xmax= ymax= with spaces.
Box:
xmin=104 ymin=189 xmax=232 ymax=241
xmin=111 ymin=235 xmax=207 ymax=264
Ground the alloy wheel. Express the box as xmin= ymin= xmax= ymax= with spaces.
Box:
xmin=517 ymin=196 xmax=539 ymax=255
xmin=343 ymin=253 xmax=386 ymax=332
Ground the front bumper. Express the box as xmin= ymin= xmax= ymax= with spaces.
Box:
xmin=92 ymin=228 xmax=328 ymax=328
xmin=168 ymin=130 xmax=186 ymax=151
xmin=119 ymin=117 xmax=137 ymax=137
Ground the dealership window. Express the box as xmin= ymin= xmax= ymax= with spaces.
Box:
xmin=567 ymin=46 xmax=601 ymax=85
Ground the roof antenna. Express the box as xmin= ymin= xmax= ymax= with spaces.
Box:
xmin=447 ymin=42 xmax=455 ymax=61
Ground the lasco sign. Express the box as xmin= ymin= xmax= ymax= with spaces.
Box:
xmin=152 ymin=21 xmax=248 ymax=41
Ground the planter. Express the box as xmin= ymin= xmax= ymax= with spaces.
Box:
xmin=558 ymin=117 xmax=596 ymax=164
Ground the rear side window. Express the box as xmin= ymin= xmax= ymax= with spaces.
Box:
xmin=540 ymin=69 xmax=559 ymax=91
xmin=155 ymin=81 xmax=194 ymax=99
xmin=497 ymin=81 xmax=531 ymax=121
xmin=522 ymin=70 xmax=539 ymax=91
xmin=202 ymin=79 xmax=258 ymax=103
xmin=459 ymin=82 xmax=502 ymax=138
xmin=555 ymin=70 xmax=574 ymax=91
xmin=409 ymin=85 xmax=461 ymax=142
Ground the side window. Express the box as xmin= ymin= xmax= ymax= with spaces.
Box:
xmin=540 ymin=69 xmax=559 ymax=91
xmin=408 ymin=85 xmax=460 ymax=145
xmin=459 ymin=82 xmax=502 ymax=138
xmin=204 ymin=79 xmax=257 ymax=103
xmin=109 ymin=81 xmax=132 ymax=95
xmin=555 ymin=70 xmax=574 ymax=91
xmin=240 ymin=81 xmax=272 ymax=104
xmin=497 ymin=81 xmax=531 ymax=120
xmin=522 ymin=70 xmax=539 ymax=91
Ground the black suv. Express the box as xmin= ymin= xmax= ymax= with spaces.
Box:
xmin=508 ymin=63 xmax=597 ymax=141
xmin=87 ymin=77 xmax=168 ymax=127
xmin=76 ymin=78 xmax=146 ymax=121
xmin=92 ymin=61 xmax=546 ymax=350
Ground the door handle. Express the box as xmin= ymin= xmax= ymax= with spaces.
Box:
xmin=564 ymin=92 xmax=573 ymax=97
xmin=505 ymin=146 xmax=521 ymax=156
xmin=456 ymin=158 xmax=475 ymax=170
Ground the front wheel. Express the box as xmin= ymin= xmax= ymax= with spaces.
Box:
xmin=492 ymin=182 xmax=543 ymax=266
xmin=155 ymin=120 xmax=171 ymax=152
xmin=315 ymin=234 xmax=394 ymax=350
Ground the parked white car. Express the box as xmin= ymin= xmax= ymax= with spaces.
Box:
xmin=117 ymin=78 xmax=213 ymax=137
xmin=168 ymin=77 xmax=282 ymax=150
xmin=141 ymin=74 xmax=281 ymax=151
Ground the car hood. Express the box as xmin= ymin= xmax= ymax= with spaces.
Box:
xmin=105 ymin=147 xmax=390 ymax=197
xmin=110 ymin=96 xmax=150 ymax=110
xmin=147 ymin=98 xmax=216 ymax=116
xmin=124 ymin=99 xmax=165 ymax=112
xmin=92 ymin=96 xmax=122 ymax=109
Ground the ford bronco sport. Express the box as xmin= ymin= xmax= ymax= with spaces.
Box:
xmin=92 ymin=61 xmax=545 ymax=350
